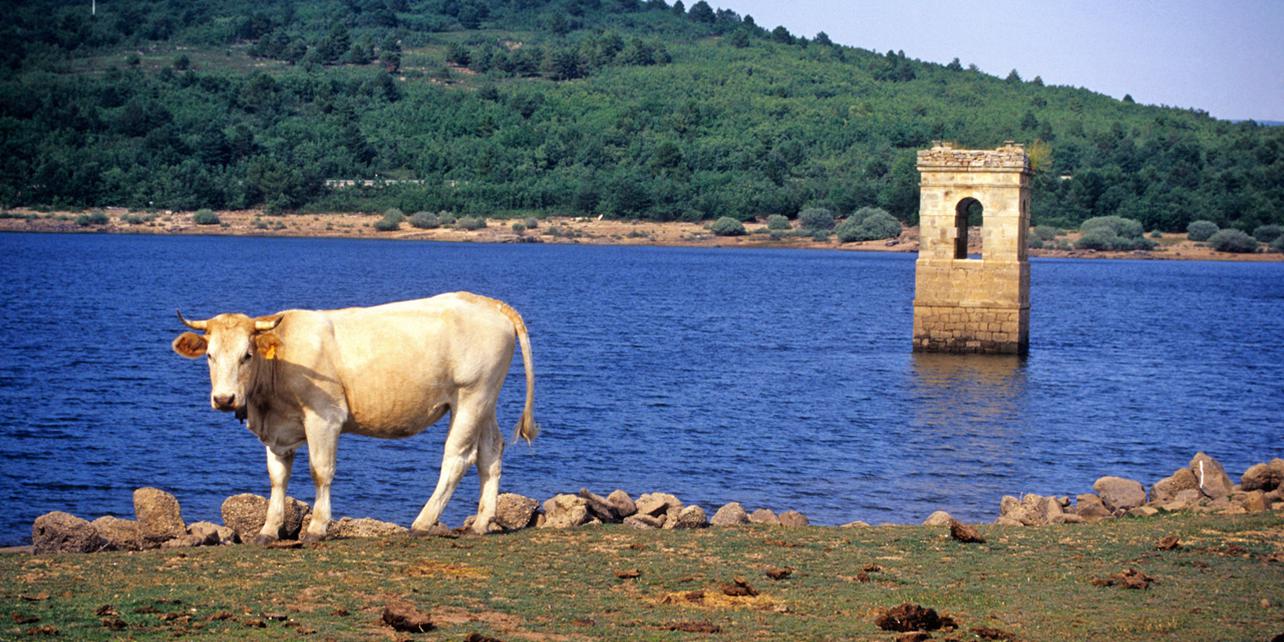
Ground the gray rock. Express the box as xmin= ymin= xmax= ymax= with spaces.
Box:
xmin=33 ymin=512 xmax=109 ymax=554
xmin=1188 ymin=452 xmax=1234 ymax=499
xmin=1150 ymin=468 xmax=1199 ymax=504
xmin=220 ymin=493 xmax=310 ymax=541
xmin=994 ymin=515 xmax=1024 ymax=527
xmin=747 ymin=508 xmax=780 ymax=525
xmin=1073 ymin=494 xmax=1112 ymax=522
xmin=494 ymin=493 xmax=540 ymax=530
xmin=671 ymin=505 xmax=708 ymax=529
xmin=923 ymin=511 xmax=954 ymax=527
xmin=710 ymin=502 xmax=749 ymax=527
xmin=459 ymin=515 xmax=504 ymax=534
xmin=578 ymin=488 xmax=620 ymax=522
xmin=1040 ymin=496 xmax=1065 ymax=521
xmin=635 ymin=492 xmax=681 ymax=518
xmin=1092 ymin=476 xmax=1146 ymax=512
xmin=779 ymin=510 xmax=809 ymax=527
xmin=133 ymin=487 xmax=185 ymax=542
xmin=333 ymin=517 xmax=408 ymax=538
xmin=606 ymin=490 xmax=636 ymax=518
xmin=840 ymin=520 xmax=870 ymax=528
xmin=1240 ymin=459 xmax=1284 ymax=492
xmin=1127 ymin=505 xmax=1160 ymax=517
xmin=998 ymin=495 xmax=1021 ymax=517
xmin=1049 ymin=512 xmax=1084 ymax=524
xmin=623 ymin=514 xmax=664 ymax=529
xmin=90 ymin=516 xmax=145 ymax=551
xmin=540 ymin=494 xmax=590 ymax=529
xmin=186 ymin=521 xmax=236 ymax=545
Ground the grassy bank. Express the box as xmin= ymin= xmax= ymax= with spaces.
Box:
xmin=3 ymin=512 xmax=1281 ymax=640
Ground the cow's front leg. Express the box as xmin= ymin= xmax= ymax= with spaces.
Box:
xmin=257 ymin=445 xmax=295 ymax=545
xmin=301 ymin=411 xmax=342 ymax=543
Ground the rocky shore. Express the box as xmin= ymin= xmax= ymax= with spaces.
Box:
xmin=25 ymin=451 xmax=1282 ymax=554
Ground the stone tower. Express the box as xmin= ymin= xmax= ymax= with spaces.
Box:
xmin=913 ymin=141 xmax=1031 ymax=354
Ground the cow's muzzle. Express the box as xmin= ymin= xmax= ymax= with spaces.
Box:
xmin=211 ymin=393 xmax=240 ymax=412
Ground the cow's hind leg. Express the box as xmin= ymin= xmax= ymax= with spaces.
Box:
xmin=411 ymin=404 xmax=483 ymax=535
xmin=258 ymin=445 xmax=295 ymax=544
xmin=473 ymin=413 xmax=504 ymax=534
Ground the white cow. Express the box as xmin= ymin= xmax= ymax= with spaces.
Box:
xmin=171 ymin=292 xmax=537 ymax=541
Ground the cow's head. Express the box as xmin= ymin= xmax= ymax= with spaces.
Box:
xmin=172 ymin=310 xmax=283 ymax=412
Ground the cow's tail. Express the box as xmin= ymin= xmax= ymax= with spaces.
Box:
xmin=498 ymin=302 xmax=539 ymax=445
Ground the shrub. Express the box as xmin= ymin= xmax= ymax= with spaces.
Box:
xmin=798 ymin=207 xmax=835 ymax=231
xmin=1273 ymin=235 xmax=1284 ymax=253
xmin=1207 ymin=229 xmax=1258 ymax=253
xmin=373 ymin=216 xmax=401 ymax=232
xmin=811 ymin=229 xmax=831 ymax=242
xmin=710 ymin=216 xmax=746 ymax=236
xmin=1074 ymin=228 xmax=1117 ymax=251
xmin=1150 ymin=229 xmax=1163 ymax=238
xmin=1187 ymin=220 xmax=1219 ymax=241
xmin=383 ymin=208 xmax=405 ymax=223
xmin=766 ymin=214 xmax=791 ymax=231
xmin=75 ymin=211 xmax=109 ymax=226
xmin=409 ymin=211 xmax=439 ymax=229
xmin=1252 ymin=224 xmax=1282 ymax=244
xmin=252 ymin=217 xmax=269 ymax=229
xmin=836 ymin=207 xmax=901 ymax=243
xmin=193 ymin=209 xmax=220 ymax=225
xmin=455 ymin=216 xmax=486 ymax=230
xmin=511 ymin=222 xmax=526 ymax=233
xmin=1080 ymin=215 xmax=1142 ymax=239
xmin=436 ymin=211 xmax=457 ymax=226
xmin=1034 ymin=225 xmax=1059 ymax=241
xmin=1028 ymin=237 xmax=1044 ymax=249
xmin=524 ymin=217 xmax=539 ymax=229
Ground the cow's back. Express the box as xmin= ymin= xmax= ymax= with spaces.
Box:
xmin=321 ymin=293 xmax=517 ymax=436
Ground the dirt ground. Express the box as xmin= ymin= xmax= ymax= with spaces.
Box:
xmin=3 ymin=207 xmax=1280 ymax=262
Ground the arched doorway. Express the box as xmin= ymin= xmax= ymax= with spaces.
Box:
xmin=954 ymin=197 xmax=983 ymax=259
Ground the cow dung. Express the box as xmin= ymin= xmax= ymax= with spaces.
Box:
xmin=382 ymin=599 xmax=434 ymax=633
xmin=875 ymin=603 xmax=943 ymax=632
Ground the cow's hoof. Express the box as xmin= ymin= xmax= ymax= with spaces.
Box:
xmin=252 ymin=534 xmax=279 ymax=546
xmin=299 ymin=530 xmax=327 ymax=544
xmin=409 ymin=524 xmax=457 ymax=539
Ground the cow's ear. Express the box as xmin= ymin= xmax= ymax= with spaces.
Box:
xmin=254 ymin=333 xmax=282 ymax=360
xmin=172 ymin=332 xmax=207 ymax=359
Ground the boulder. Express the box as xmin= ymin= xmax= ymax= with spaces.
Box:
xmin=578 ymin=488 xmax=620 ymax=522
xmin=540 ymin=494 xmax=590 ymax=529
xmin=1073 ymin=494 xmax=1112 ymax=522
xmin=1050 ymin=512 xmax=1084 ymax=524
xmin=1150 ymin=468 xmax=1199 ymax=504
xmin=635 ymin=493 xmax=681 ymax=518
xmin=779 ymin=510 xmax=809 ymax=527
xmin=494 ymin=493 xmax=540 ymax=531
xmin=606 ymin=490 xmax=637 ymax=518
xmin=221 ymin=494 xmax=311 ymax=541
xmin=90 ymin=516 xmax=145 ymax=551
xmin=1188 ymin=452 xmax=1234 ymax=499
xmin=710 ymin=502 xmax=750 ymax=527
xmin=841 ymin=520 xmax=871 ymax=528
xmin=459 ymin=515 xmax=504 ymax=534
xmin=623 ymin=514 xmax=664 ymax=529
xmin=671 ymin=505 xmax=708 ymax=529
xmin=1092 ymin=477 xmax=1146 ymax=513
xmin=1232 ymin=490 xmax=1269 ymax=513
xmin=922 ymin=511 xmax=954 ymax=527
xmin=333 ymin=517 xmax=408 ymax=538
xmin=1240 ymin=459 xmax=1284 ymax=492
xmin=1127 ymin=505 xmax=1160 ymax=518
xmin=133 ymin=488 xmax=186 ymax=542
xmin=748 ymin=508 xmax=780 ymax=525
xmin=32 ymin=512 xmax=109 ymax=554
xmin=186 ymin=521 xmax=237 ymax=545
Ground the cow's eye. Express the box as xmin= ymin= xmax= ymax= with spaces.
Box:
xmin=241 ymin=351 xmax=252 ymax=363
xmin=206 ymin=355 xmax=213 ymax=362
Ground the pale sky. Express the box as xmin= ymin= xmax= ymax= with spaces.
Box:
xmin=713 ymin=0 xmax=1284 ymax=122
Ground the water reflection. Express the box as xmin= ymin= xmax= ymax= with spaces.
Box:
xmin=910 ymin=353 xmax=1028 ymax=430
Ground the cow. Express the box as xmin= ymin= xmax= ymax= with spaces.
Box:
xmin=171 ymin=292 xmax=537 ymax=542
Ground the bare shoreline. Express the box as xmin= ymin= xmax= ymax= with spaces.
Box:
xmin=3 ymin=208 xmax=1280 ymax=262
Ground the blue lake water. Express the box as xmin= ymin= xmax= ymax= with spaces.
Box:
xmin=0 ymin=232 xmax=1281 ymax=545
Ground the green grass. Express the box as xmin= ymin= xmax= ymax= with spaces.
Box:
xmin=2 ymin=512 xmax=1280 ymax=640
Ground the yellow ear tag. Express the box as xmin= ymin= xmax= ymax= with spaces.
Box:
xmin=263 ymin=343 xmax=277 ymax=360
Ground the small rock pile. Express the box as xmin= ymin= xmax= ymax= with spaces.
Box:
xmin=994 ymin=452 xmax=1283 ymax=526
xmin=527 ymin=489 xmax=810 ymax=531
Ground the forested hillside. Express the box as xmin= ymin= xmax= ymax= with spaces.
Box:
xmin=3 ymin=0 xmax=1281 ymax=230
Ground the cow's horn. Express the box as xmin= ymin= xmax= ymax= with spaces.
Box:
xmin=255 ymin=315 xmax=283 ymax=332
xmin=176 ymin=309 xmax=208 ymax=331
